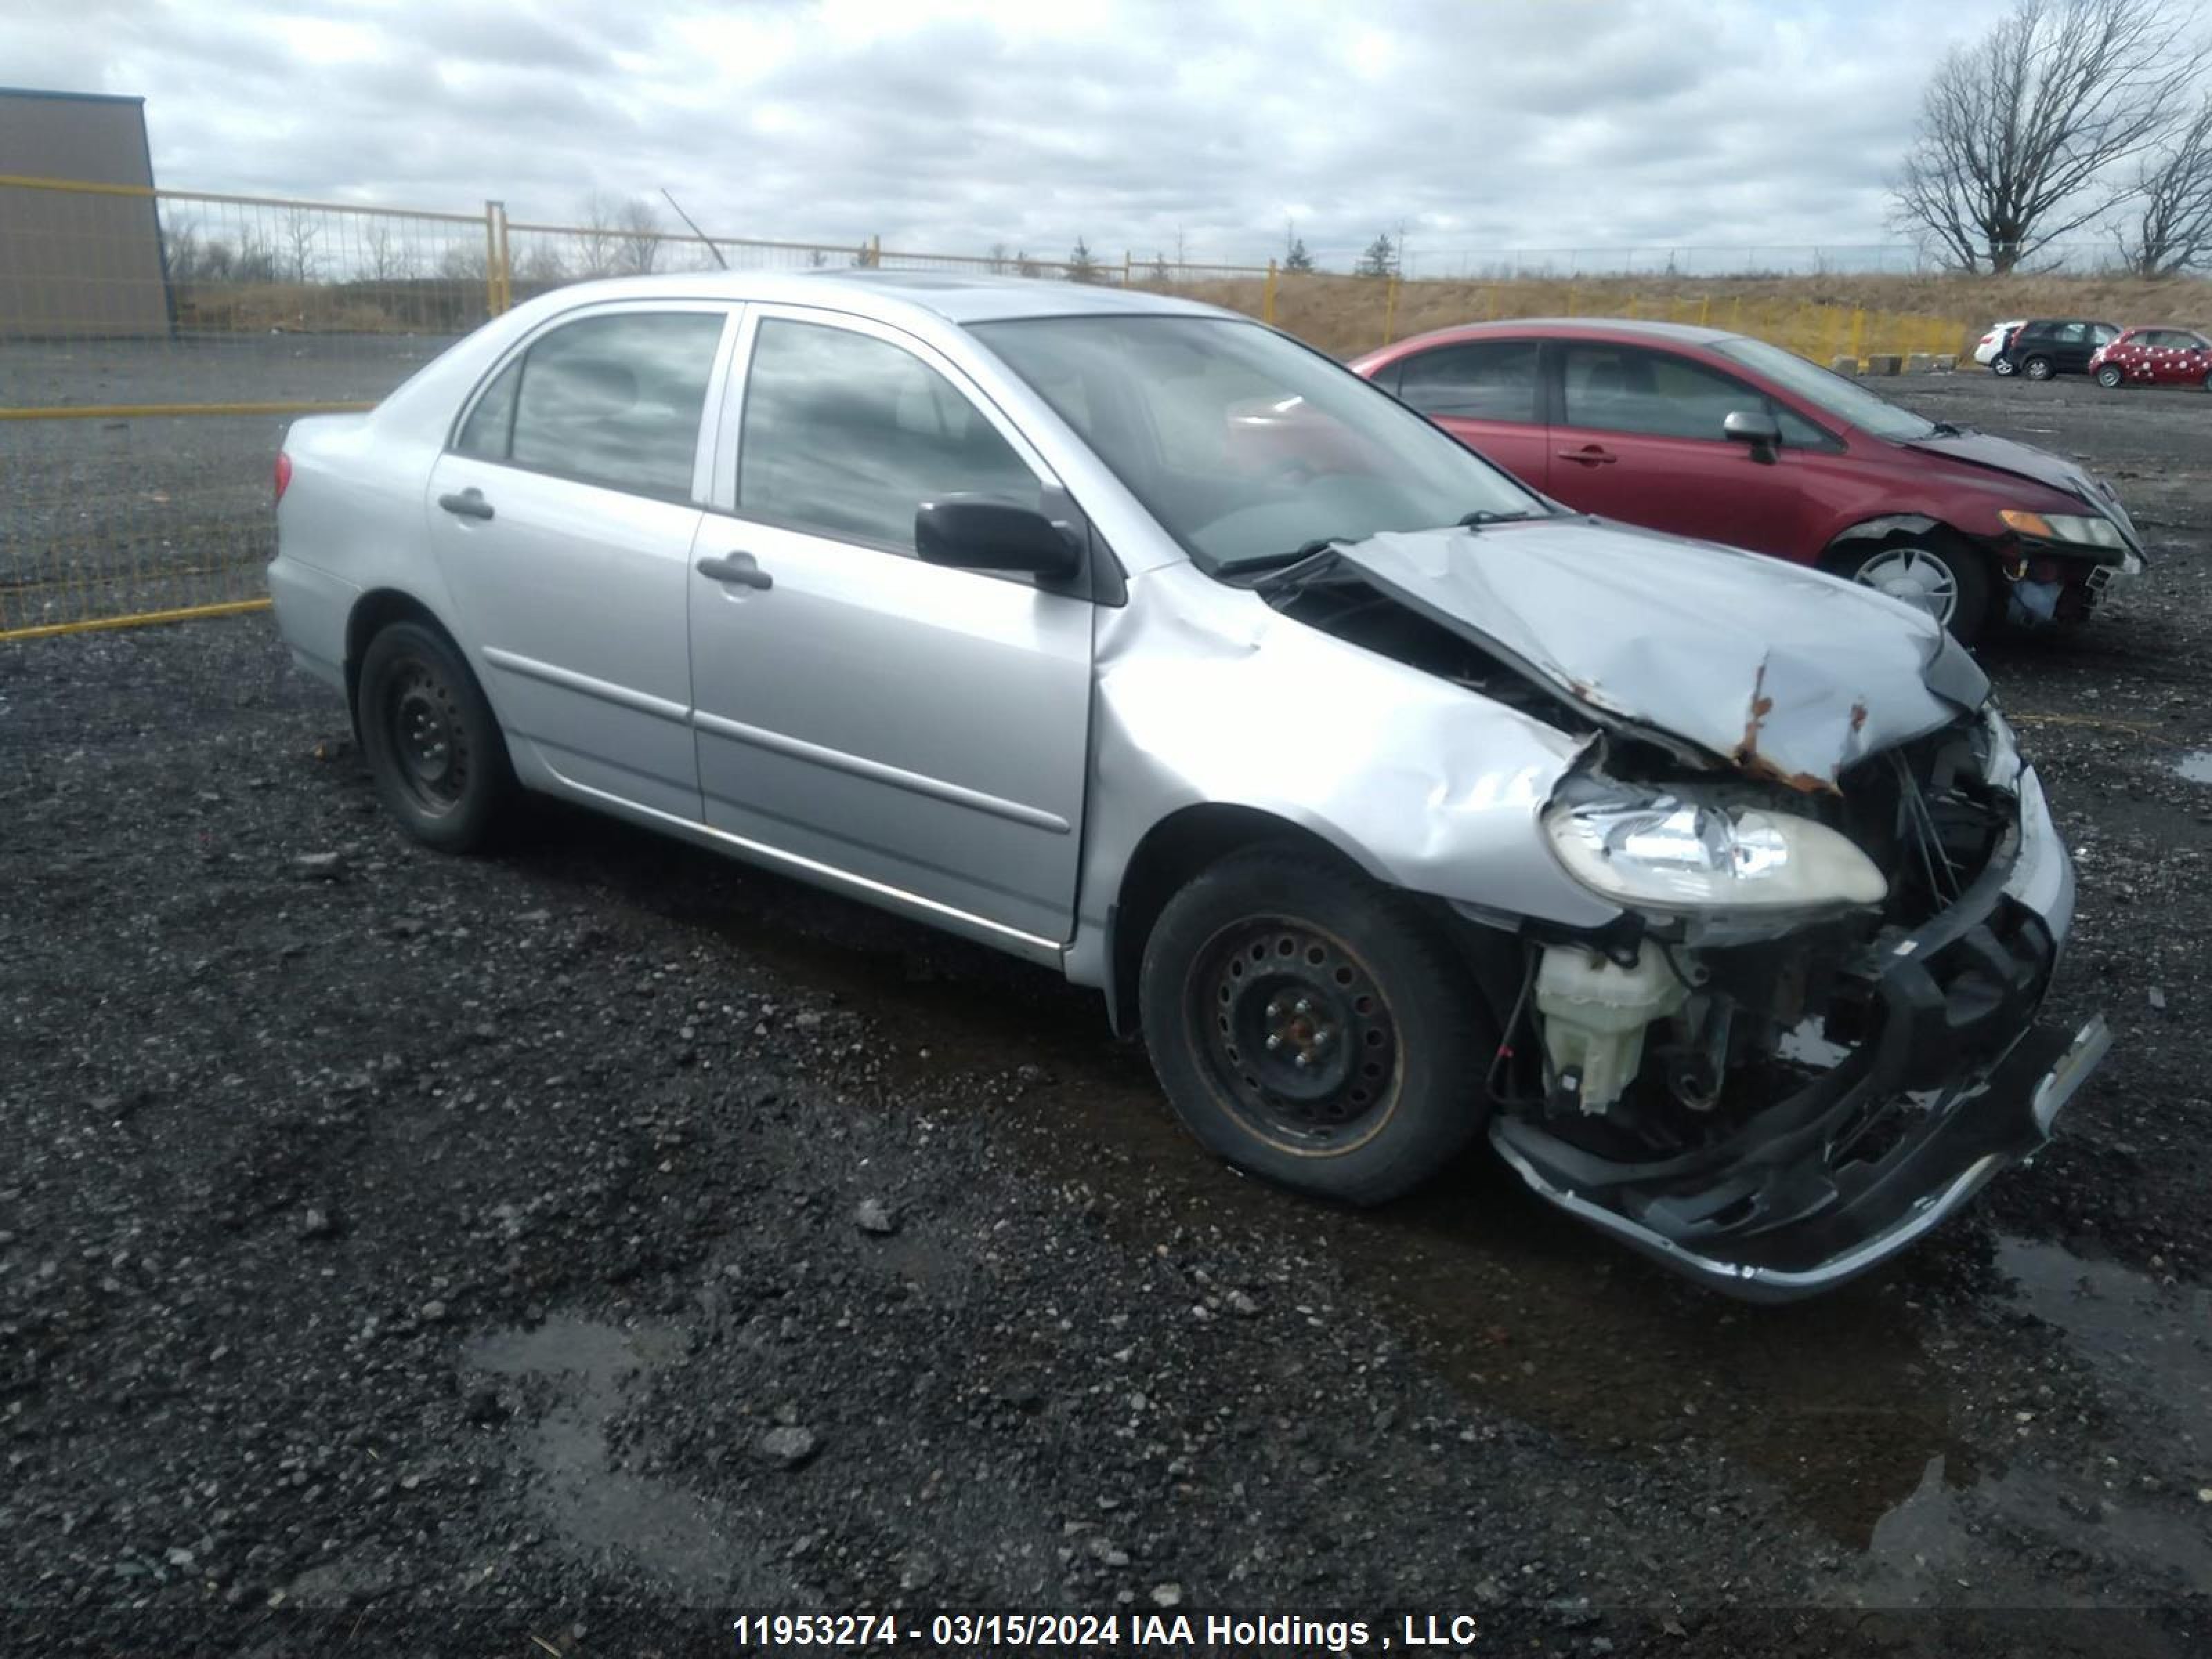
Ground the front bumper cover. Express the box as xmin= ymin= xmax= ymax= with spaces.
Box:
xmin=1491 ymin=769 xmax=2110 ymax=1302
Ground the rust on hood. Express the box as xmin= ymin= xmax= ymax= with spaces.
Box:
xmin=1732 ymin=661 xmax=1835 ymax=794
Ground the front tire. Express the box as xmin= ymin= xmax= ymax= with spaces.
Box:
xmin=2096 ymin=364 xmax=2123 ymax=388
xmin=2022 ymin=355 xmax=2054 ymax=381
xmin=1824 ymin=534 xmax=1994 ymax=646
xmin=1137 ymin=847 xmax=1490 ymax=1206
xmin=356 ymin=620 xmax=517 ymax=852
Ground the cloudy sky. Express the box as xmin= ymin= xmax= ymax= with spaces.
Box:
xmin=5 ymin=0 xmax=2020 ymax=272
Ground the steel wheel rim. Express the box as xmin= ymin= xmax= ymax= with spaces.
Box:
xmin=1855 ymin=546 xmax=1959 ymax=625
xmin=2098 ymin=366 xmax=2121 ymax=387
xmin=385 ymin=660 xmax=470 ymax=816
xmin=1192 ymin=917 xmax=1400 ymax=1150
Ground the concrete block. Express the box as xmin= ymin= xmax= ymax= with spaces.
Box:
xmin=1905 ymin=352 xmax=1933 ymax=373
xmin=1933 ymin=353 xmax=1958 ymax=371
xmin=1865 ymin=353 xmax=1903 ymax=376
xmin=1828 ymin=355 xmax=1859 ymax=376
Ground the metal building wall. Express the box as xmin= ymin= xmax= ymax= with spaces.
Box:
xmin=0 ymin=87 xmax=169 ymax=338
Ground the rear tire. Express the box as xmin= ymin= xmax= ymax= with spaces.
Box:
xmin=1991 ymin=355 xmax=2016 ymax=377
xmin=1823 ymin=534 xmax=1993 ymax=647
xmin=356 ymin=620 xmax=517 ymax=852
xmin=2022 ymin=355 xmax=2054 ymax=381
xmin=1137 ymin=846 xmax=1490 ymax=1206
xmin=2096 ymin=364 xmax=2123 ymax=388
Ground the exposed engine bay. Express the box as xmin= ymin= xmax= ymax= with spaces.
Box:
xmin=1259 ymin=541 xmax=2110 ymax=1295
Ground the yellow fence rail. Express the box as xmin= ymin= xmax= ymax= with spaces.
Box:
xmin=1 ymin=172 xmax=1980 ymax=642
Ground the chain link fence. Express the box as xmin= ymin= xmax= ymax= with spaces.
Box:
xmin=1 ymin=174 xmax=1981 ymax=641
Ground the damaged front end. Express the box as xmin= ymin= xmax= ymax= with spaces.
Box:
xmin=1487 ymin=716 xmax=2109 ymax=1300
xmin=1259 ymin=526 xmax=2110 ymax=1299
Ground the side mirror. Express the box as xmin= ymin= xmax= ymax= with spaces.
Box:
xmin=1723 ymin=409 xmax=1782 ymax=460
xmin=915 ymin=497 xmax=1085 ymax=580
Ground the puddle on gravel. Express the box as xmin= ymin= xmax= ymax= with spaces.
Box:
xmin=2176 ymin=749 xmax=2212 ymax=785
xmin=1845 ymin=1239 xmax=2212 ymax=1605
xmin=466 ymin=1316 xmax=777 ymax=1594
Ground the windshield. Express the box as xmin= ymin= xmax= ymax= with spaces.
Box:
xmin=970 ymin=315 xmax=1546 ymax=572
xmin=1709 ymin=337 xmax=1937 ymax=443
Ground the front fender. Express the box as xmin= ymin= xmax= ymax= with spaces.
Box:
xmin=1063 ymin=566 xmax=1620 ymax=991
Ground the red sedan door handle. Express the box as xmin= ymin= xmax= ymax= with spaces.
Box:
xmin=1555 ymin=444 xmax=1617 ymax=466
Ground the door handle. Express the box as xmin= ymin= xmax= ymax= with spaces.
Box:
xmin=1555 ymin=445 xmax=1617 ymax=466
xmin=438 ymin=489 xmax=495 ymax=521
xmin=697 ymin=551 xmax=773 ymax=590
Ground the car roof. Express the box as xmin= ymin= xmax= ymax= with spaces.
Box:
xmin=1371 ymin=317 xmax=1744 ymax=355
xmin=503 ymin=268 xmax=1239 ymax=328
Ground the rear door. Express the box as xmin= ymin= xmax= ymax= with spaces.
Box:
xmin=1546 ymin=341 xmax=1836 ymax=559
xmin=2047 ymin=321 xmax=2092 ymax=374
xmin=427 ymin=303 xmax=735 ymax=821
xmin=1385 ymin=339 xmax=1549 ymax=489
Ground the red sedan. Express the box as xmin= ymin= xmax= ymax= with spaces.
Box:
xmin=2090 ymin=326 xmax=2212 ymax=389
xmin=1349 ymin=319 xmax=2145 ymax=643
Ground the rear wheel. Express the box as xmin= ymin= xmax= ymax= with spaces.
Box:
xmin=1824 ymin=534 xmax=1993 ymax=646
xmin=356 ymin=620 xmax=516 ymax=852
xmin=1990 ymin=355 xmax=2016 ymax=377
xmin=1137 ymin=846 xmax=1490 ymax=1206
xmin=2096 ymin=364 xmax=2124 ymax=388
xmin=2022 ymin=355 xmax=2054 ymax=381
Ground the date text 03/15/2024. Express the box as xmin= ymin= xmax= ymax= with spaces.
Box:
xmin=729 ymin=1612 xmax=1488 ymax=1651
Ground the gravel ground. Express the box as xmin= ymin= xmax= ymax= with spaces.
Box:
xmin=3 ymin=372 xmax=2209 ymax=1657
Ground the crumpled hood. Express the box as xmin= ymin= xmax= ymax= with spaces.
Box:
xmin=1330 ymin=519 xmax=1989 ymax=790
xmin=1906 ymin=430 xmax=2141 ymax=547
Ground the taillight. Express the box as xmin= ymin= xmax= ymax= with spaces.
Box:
xmin=274 ymin=451 xmax=292 ymax=503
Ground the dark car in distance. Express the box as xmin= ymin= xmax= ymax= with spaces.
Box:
xmin=1349 ymin=319 xmax=2144 ymax=643
xmin=1994 ymin=319 xmax=2121 ymax=380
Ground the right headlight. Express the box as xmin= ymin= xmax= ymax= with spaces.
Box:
xmin=1544 ymin=798 xmax=1888 ymax=915
xmin=1998 ymin=508 xmax=2127 ymax=551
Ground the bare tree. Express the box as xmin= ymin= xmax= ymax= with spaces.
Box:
xmin=162 ymin=218 xmax=203 ymax=281
xmin=615 ymin=198 xmax=663 ymax=275
xmin=439 ymin=243 xmax=488 ymax=282
xmin=572 ymin=193 xmax=621 ymax=278
xmin=1892 ymin=0 xmax=2189 ymax=273
xmin=361 ymin=221 xmax=415 ymax=283
xmin=279 ymin=209 xmax=321 ymax=283
xmin=516 ymin=241 xmax=569 ymax=283
xmin=2116 ymin=95 xmax=2212 ymax=272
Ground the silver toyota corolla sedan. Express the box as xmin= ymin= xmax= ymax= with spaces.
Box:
xmin=269 ymin=272 xmax=2110 ymax=1300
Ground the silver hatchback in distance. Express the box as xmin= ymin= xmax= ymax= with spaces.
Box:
xmin=270 ymin=272 xmax=2109 ymax=1300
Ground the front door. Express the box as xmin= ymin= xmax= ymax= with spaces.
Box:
xmin=427 ymin=303 xmax=735 ymax=820
xmin=1542 ymin=341 xmax=1833 ymax=561
xmin=687 ymin=309 xmax=1094 ymax=952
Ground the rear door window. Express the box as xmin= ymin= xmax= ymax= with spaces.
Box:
xmin=1396 ymin=341 xmax=1540 ymax=422
xmin=481 ymin=310 xmax=727 ymax=500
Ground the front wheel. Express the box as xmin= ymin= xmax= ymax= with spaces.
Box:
xmin=1824 ymin=536 xmax=1993 ymax=646
xmin=1990 ymin=355 xmax=2016 ymax=377
xmin=2096 ymin=364 xmax=2123 ymax=388
xmin=1137 ymin=847 xmax=1491 ymax=1206
xmin=357 ymin=620 xmax=517 ymax=852
xmin=2022 ymin=355 xmax=2054 ymax=381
